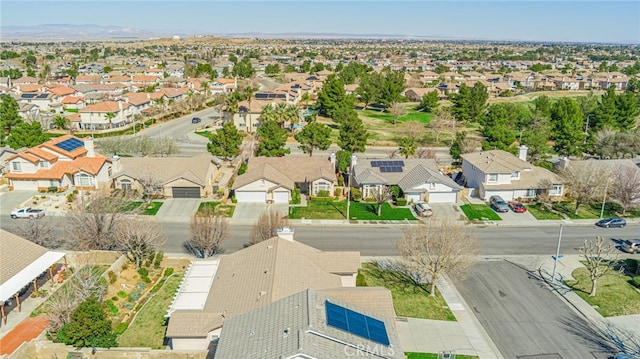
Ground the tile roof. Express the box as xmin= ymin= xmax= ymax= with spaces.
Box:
xmin=126 ymin=92 xmax=151 ymax=106
xmin=49 ymin=86 xmax=76 ymax=96
xmin=214 ymin=289 xmax=404 ymax=359
xmin=461 ymin=150 xmax=532 ymax=174
xmin=233 ymin=157 xmax=335 ymax=190
xmin=26 ymin=147 xmax=58 ymax=162
xmin=113 ymin=152 xmax=217 ymax=187
xmin=80 ymin=100 xmax=128 ymax=113
xmin=61 ymin=96 xmax=84 ymax=104
xmin=0 ymin=229 xmax=48 ymax=285
xmin=17 ymin=84 xmax=44 ymax=93
xmin=41 ymin=134 xmax=88 ymax=159
xmin=354 ymin=159 xmax=459 ymax=191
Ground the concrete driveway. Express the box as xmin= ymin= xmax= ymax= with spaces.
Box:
xmin=428 ymin=202 xmax=467 ymax=222
xmin=232 ymin=202 xmax=289 ymax=224
xmin=0 ymin=191 xmax=38 ymax=215
xmin=155 ymin=199 xmax=201 ymax=222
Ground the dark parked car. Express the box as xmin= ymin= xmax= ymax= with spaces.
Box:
xmin=508 ymin=201 xmax=527 ymax=213
xmin=191 ymin=117 xmax=201 ymax=124
xmin=489 ymin=195 xmax=510 ymax=213
xmin=595 ymin=217 xmax=626 ymax=228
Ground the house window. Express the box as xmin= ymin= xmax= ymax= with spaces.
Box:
xmin=526 ymin=189 xmax=537 ymax=197
xmin=488 ymin=173 xmax=498 ymax=183
xmin=76 ymin=173 xmax=93 ymax=187
xmin=108 ymin=167 xmax=112 ymax=177
xmin=429 ymin=182 xmax=436 ymax=190
xmin=12 ymin=162 xmax=21 ymax=171
xmin=315 ymin=182 xmax=329 ymax=194
xmin=121 ymin=179 xmax=132 ymax=191
xmin=511 ymin=171 xmax=519 ymax=179
xmin=550 ymin=185 xmax=562 ymax=196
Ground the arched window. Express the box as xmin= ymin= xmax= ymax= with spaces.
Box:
xmin=75 ymin=173 xmax=93 ymax=187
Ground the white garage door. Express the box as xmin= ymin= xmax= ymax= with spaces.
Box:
xmin=235 ymin=191 xmax=266 ymax=203
xmin=273 ymin=191 xmax=290 ymax=203
xmin=12 ymin=180 xmax=38 ymax=190
xmin=406 ymin=193 xmax=421 ymax=203
xmin=484 ymin=191 xmax=514 ymax=202
xmin=427 ymin=192 xmax=457 ymax=203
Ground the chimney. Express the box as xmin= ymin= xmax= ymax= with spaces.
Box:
xmin=84 ymin=137 xmax=95 ymax=158
xmin=559 ymin=156 xmax=570 ymax=170
xmin=329 ymin=153 xmax=336 ymax=165
xmin=518 ymin=145 xmax=528 ymax=161
xmin=276 ymin=227 xmax=295 ymax=242
xmin=112 ymin=155 xmax=121 ymax=173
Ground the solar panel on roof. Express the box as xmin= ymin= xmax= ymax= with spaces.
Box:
xmin=255 ymin=93 xmax=268 ymax=99
xmin=388 ymin=160 xmax=404 ymax=166
xmin=389 ymin=166 xmax=403 ymax=172
xmin=54 ymin=138 xmax=84 ymax=152
xmin=325 ymin=301 xmax=390 ymax=346
xmin=371 ymin=161 xmax=381 ymax=167
xmin=22 ymin=94 xmax=37 ymax=99
xmin=37 ymin=94 xmax=49 ymax=99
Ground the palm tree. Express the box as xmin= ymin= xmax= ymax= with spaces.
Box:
xmin=186 ymin=90 xmax=194 ymax=112
xmin=105 ymin=112 xmax=116 ymax=129
xmin=53 ymin=115 xmax=70 ymax=132
xmin=285 ymin=104 xmax=301 ymax=134
xmin=243 ymin=86 xmax=257 ymax=132
xmin=260 ymin=104 xmax=277 ymax=123
xmin=300 ymin=92 xmax=311 ymax=110
xmin=274 ymin=102 xmax=288 ymax=128
xmin=201 ymin=81 xmax=210 ymax=98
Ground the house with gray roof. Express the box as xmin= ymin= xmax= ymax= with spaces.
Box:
xmin=232 ymin=156 xmax=336 ymax=203
xmin=461 ymin=146 xmax=563 ymax=201
xmin=165 ymin=230 xmax=364 ymax=351
xmin=353 ymin=158 xmax=461 ymax=203
xmin=214 ymin=288 xmax=404 ymax=359
xmin=110 ymin=152 xmax=221 ymax=198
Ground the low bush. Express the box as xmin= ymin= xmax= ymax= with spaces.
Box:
xmin=138 ymin=268 xmax=149 ymax=277
xmin=356 ymin=272 xmax=368 ymax=287
xmin=114 ymin=322 xmax=129 ymax=335
xmin=153 ymin=251 xmax=164 ymax=269
xmin=238 ymin=162 xmax=248 ymax=175
xmin=117 ymin=291 xmax=127 ymax=298
xmin=290 ymin=188 xmax=301 ymax=205
xmin=396 ymin=198 xmax=407 ymax=206
xmin=104 ymin=300 xmax=119 ymax=316
xmin=334 ymin=188 xmax=342 ymax=197
xmin=164 ymin=267 xmax=174 ymax=276
xmin=107 ymin=270 xmax=117 ymax=284
xmin=317 ymin=190 xmax=330 ymax=197
xmin=142 ymin=276 xmax=152 ymax=283
xmin=350 ymin=187 xmax=362 ymax=201
xmin=310 ymin=196 xmax=334 ymax=202
xmin=128 ymin=290 xmax=142 ymax=303
xmin=111 ymin=296 xmax=119 ymax=302
xmin=630 ymin=276 xmax=640 ymax=289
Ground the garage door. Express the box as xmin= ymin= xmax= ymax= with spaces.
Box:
xmin=12 ymin=180 xmax=38 ymax=190
xmin=235 ymin=191 xmax=266 ymax=203
xmin=427 ymin=192 xmax=457 ymax=203
xmin=172 ymin=187 xmax=201 ymax=198
xmin=273 ymin=191 xmax=290 ymax=203
xmin=406 ymin=193 xmax=421 ymax=203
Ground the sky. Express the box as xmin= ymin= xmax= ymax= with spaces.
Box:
xmin=2 ymin=1 xmax=639 ymax=43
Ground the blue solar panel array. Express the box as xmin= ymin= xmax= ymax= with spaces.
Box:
xmin=22 ymin=94 xmax=37 ymax=99
xmin=255 ymin=93 xmax=287 ymax=99
xmin=371 ymin=160 xmax=404 ymax=167
xmin=325 ymin=300 xmax=390 ymax=346
xmin=37 ymin=94 xmax=49 ymax=99
xmin=55 ymin=138 xmax=84 ymax=152
xmin=379 ymin=166 xmax=403 ymax=173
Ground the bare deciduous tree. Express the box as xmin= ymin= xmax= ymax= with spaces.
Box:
xmin=386 ymin=148 xmax=398 ymax=159
xmin=579 ymin=236 xmax=617 ymax=297
xmin=416 ymin=147 xmax=436 ymax=159
xmin=389 ymin=102 xmax=407 ymax=125
xmin=71 ymin=265 xmax=108 ymax=302
xmin=402 ymin=121 xmax=426 ymax=142
xmin=152 ymin=136 xmax=181 ymax=157
xmin=397 ymin=220 xmax=480 ymax=296
xmin=45 ymin=285 xmax=77 ymax=333
xmin=186 ymin=208 xmax=230 ymax=257
xmin=135 ymin=166 xmax=164 ymax=203
xmin=249 ymin=209 xmax=289 ymax=246
xmin=426 ymin=112 xmax=449 ymax=143
xmin=13 ymin=217 xmax=64 ymax=249
xmin=559 ymin=161 xmax=611 ymax=215
xmin=609 ymin=164 xmax=640 ymax=214
xmin=65 ymin=191 xmax=126 ymax=250
xmin=371 ymin=186 xmax=391 ymax=217
xmin=115 ymin=218 xmax=166 ymax=268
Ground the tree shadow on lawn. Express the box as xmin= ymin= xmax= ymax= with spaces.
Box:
xmin=365 ymin=261 xmax=432 ymax=296
xmin=326 ymin=201 xmax=346 ymax=219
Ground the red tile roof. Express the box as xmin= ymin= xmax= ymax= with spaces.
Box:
xmin=80 ymin=100 xmax=128 ymax=113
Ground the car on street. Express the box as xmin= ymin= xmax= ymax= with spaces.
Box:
xmin=508 ymin=201 xmax=527 ymax=213
xmin=595 ymin=217 xmax=626 ymax=228
xmin=620 ymin=239 xmax=640 ymax=254
xmin=10 ymin=207 xmax=45 ymax=219
xmin=413 ymin=201 xmax=433 ymax=217
xmin=489 ymin=195 xmax=510 ymax=213
xmin=191 ymin=117 xmax=201 ymax=124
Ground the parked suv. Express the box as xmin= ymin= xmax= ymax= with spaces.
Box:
xmin=191 ymin=117 xmax=201 ymax=124
xmin=413 ymin=201 xmax=433 ymax=217
xmin=489 ymin=195 xmax=509 ymax=213
xmin=620 ymin=239 xmax=640 ymax=254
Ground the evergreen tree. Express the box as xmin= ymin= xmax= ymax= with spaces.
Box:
xmin=468 ymin=82 xmax=489 ymax=122
xmin=593 ymin=87 xmax=618 ymax=131
xmin=551 ymin=97 xmax=585 ymax=156
xmin=479 ymin=103 xmax=523 ymax=151
xmin=0 ymin=95 xmax=21 ymax=135
xmin=294 ymin=121 xmax=332 ymax=157
xmin=256 ymin=119 xmax=290 ymax=157
xmin=337 ymin=112 xmax=368 ymax=153
xmin=451 ymin=84 xmax=471 ymax=121
xmin=316 ymin=75 xmax=353 ymax=118
xmin=532 ymin=95 xmax=552 ymax=118
xmin=207 ymin=122 xmax=242 ymax=159
xmin=615 ymin=91 xmax=640 ymax=130
xmin=56 ymin=296 xmax=117 ymax=348
xmin=418 ymin=90 xmax=440 ymax=112
xmin=7 ymin=121 xmax=47 ymax=149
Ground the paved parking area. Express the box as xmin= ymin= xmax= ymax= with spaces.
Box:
xmin=155 ymin=199 xmax=201 ymax=222
xmin=0 ymin=191 xmax=38 ymax=215
xmin=429 ymin=202 xmax=467 ymax=222
xmin=232 ymin=202 xmax=289 ymax=224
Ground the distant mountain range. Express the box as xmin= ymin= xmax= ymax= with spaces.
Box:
xmin=0 ymin=24 xmax=175 ymax=41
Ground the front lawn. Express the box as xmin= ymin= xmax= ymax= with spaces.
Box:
xmin=565 ymin=265 xmax=640 ymax=317
xmin=141 ymin=201 xmax=163 ymax=215
xmin=460 ymin=204 xmax=502 ymax=221
xmin=197 ymin=201 xmax=236 ymax=217
xmin=117 ymin=273 xmax=183 ymax=348
xmin=360 ymin=108 xmax=434 ymax=125
xmin=526 ymin=203 xmax=564 ymax=220
xmin=288 ymin=201 xmax=416 ymax=220
xmin=119 ymin=201 xmax=163 ymax=215
xmin=358 ymin=263 xmax=455 ymax=321
xmin=552 ymin=201 xmax=640 ymax=219
xmin=406 ymin=353 xmax=479 ymax=359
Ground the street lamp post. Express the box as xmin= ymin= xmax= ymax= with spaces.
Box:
xmin=345 ymin=155 xmax=357 ymax=223
xmin=600 ymin=179 xmax=610 ymax=219
xmin=584 ymin=113 xmax=593 ymax=144
xmin=551 ymin=224 xmax=564 ymax=284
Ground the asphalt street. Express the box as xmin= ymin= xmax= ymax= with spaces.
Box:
xmin=457 ymin=261 xmax=609 ymax=359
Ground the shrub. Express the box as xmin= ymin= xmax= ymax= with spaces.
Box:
xmin=142 ymin=276 xmax=152 ymax=283
xmin=334 ymin=188 xmax=342 ymax=197
xmin=164 ymin=267 xmax=174 ymax=277
xmin=114 ymin=322 xmax=129 ymax=335
xmin=349 ymin=187 xmax=362 ymax=201
xmin=630 ymin=276 xmax=640 ymax=289
xmin=356 ymin=272 xmax=368 ymax=287
xmin=290 ymin=188 xmax=301 ymax=204
xmin=137 ymin=268 xmax=149 ymax=277
xmin=153 ymin=251 xmax=164 ymax=269
xmin=111 ymin=296 xmax=119 ymax=302
xmin=104 ymin=300 xmax=119 ymax=316
xmin=396 ymin=198 xmax=407 ymax=206
xmin=121 ymin=263 xmax=129 ymax=270
xmin=390 ymin=185 xmax=402 ymax=198
xmin=231 ymin=196 xmax=237 ymax=203
xmin=238 ymin=162 xmax=248 ymax=175
xmin=117 ymin=291 xmax=127 ymax=298
xmin=317 ymin=189 xmax=330 ymax=197
xmin=107 ymin=270 xmax=117 ymax=284
xmin=127 ymin=290 xmax=141 ymax=303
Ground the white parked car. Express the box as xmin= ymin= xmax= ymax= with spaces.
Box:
xmin=413 ymin=201 xmax=433 ymax=217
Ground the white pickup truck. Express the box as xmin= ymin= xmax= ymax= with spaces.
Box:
xmin=11 ymin=207 xmax=46 ymax=219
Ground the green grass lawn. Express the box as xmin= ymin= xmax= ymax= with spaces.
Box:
xmin=141 ymin=201 xmax=163 ymax=215
xmin=460 ymin=204 xmax=502 ymax=221
xmin=565 ymin=266 xmax=640 ymax=317
xmin=197 ymin=202 xmax=236 ymax=217
xmin=119 ymin=201 xmax=143 ymax=213
xmin=406 ymin=353 xmax=478 ymax=359
xmin=119 ymin=201 xmax=162 ymax=215
xmin=360 ymin=108 xmax=434 ymax=125
xmin=358 ymin=263 xmax=455 ymax=321
xmin=117 ymin=273 xmax=183 ymax=348
xmin=288 ymin=201 xmax=415 ymax=220
xmin=525 ymin=203 xmax=565 ymax=220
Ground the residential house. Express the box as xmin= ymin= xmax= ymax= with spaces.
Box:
xmin=554 ymin=77 xmax=581 ymax=90
xmin=0 ymin=146 xmax=23 ymax=174
xmin=61 ymin=96 xmax=85 ymax=111
xmin=124 ymin=93 xmax=152 ymax=116
xmin=11 ymin=76 xmax=38 ymax=86
xmin=0 ymin=229 xmax=66 ymax=325
xmin=352 ymin=158 xmax=461 ymax=203
xmin=5 ymin=135 xmax=112 ymax=191
xmin=214 ymin=288 xmax=404 ymax=359
xmin=110 ymin=152 xmax=221 ymax=198
xmin=460 ymin=146 xmax=563 ymax=201
xmin=78 ymin=100 xmax=132 ymax=130
xmin=165 ymin=230 xmax=363 ymax=351
xmin=232 ymin=156 xmax=336 ymax=203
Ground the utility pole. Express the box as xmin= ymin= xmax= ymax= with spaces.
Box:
xmin=551 ymin=224 xmax=564 ymax=284
xmin=345 ymin=155 xmax=357 ymax=223
xmin=600 ymin=179 xmax=609 ymax=219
